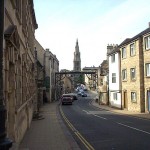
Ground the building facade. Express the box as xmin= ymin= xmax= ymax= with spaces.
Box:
xmin=143 ymin=26 xmax=150 ymax=112
xmin=3 ymin=0 xmax=38 ymax=143
xmin=44 ymin=49 xmax=59 ymax=102
xmin=119 ymin=34 xmax=145 ymax=112
xmin=98 ymin=60 xmax=109 ymax=105
xmin=107 ymin=45 xmax=122 ymax=108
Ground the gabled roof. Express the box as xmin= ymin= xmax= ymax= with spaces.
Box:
xmin=119 ymin=27 xmax=150 ymax=47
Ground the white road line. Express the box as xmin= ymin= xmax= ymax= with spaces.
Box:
xmin=117 ymin=122 xmax=150 ymax=135
xmin=93 ymin=114 xmax=107 ymax=120
xmin=83 ymin=110 xmax=107 ymax=120
xmin=82 ymin=110 xmax=89 ymax=114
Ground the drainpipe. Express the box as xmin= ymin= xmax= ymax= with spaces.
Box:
xmin=0 ymin=0 xmax=12 ymax=149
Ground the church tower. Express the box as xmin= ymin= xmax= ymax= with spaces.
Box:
xmin=73 ymin=39 xmax=81 ymax=71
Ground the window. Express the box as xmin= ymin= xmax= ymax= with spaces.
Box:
xmin=112 ymin=73 xmax=116 ymax=83
xmin=130 ymin=43 xmax=135 ymax=56
xmin=100 ymin=79 xmax=103 ymax=85
xmin=113 ymin=93 xmax=117 ymax=100
xmin=111 ymin=54 xmax=115 ymax=63
xmin=122 ymin=47 xmax=126 ymax=58
xmin=146 ymin=63 xmax=150 ymax=76
xmin=131 ymin=92 xmax=136 ymax=102
xmin=122 ymin=69 xmax=127 ymax=80
xmin=130 ymin=68 xmax=136 ymax=80
xmin=145 ymin=36 xmax=150 ymax=50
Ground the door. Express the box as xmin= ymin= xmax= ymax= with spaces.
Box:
xmin=124 ymin=91 xmax=127 ymax=109
xmin=147 ymin=91 xmax=150 ymax=112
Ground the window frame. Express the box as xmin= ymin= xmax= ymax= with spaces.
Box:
xmin=113 ymin=93 xmax=117 ymax=100
xmin=145 ymin=63 xmax=150 ymax=77
xmin=122 ymin=47 xmax=126 ymax=59
xmin=111 ymin=54 xmax=115 ymax=63
xmin=122 ymin=69 xmax=127 ymax=81
xmin=145 ymin=36 xmax=150 ymax=50
xmin=130 ymin=43 xmax=135 ymax=56
xmin=112 ymin=73 xmax=116 ymax=83
xmin=130 ymin=68 xmax=136 ymax=80
xmin=131 ymin=92 xmax=137 ymax=103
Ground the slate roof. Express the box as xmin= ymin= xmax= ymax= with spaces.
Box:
xmin=119 ymin=27 xmax=150 ymax=47
xmin=107 ymin=46 xmax=120 ymax=56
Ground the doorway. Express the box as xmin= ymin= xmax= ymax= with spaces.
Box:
xmin=124 ymin=91 xmax=127 ymax=109
xmin=147 ymin=91 xmax=150 ymax=112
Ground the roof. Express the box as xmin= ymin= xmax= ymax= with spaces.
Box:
xmin=107 ymin=46 xmax=120 ymax=56
xmin=119 ymin=27 xmax=150 ymax=47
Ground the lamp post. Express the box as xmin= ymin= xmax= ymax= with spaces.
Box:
xmin=0 ymin=0 xmax=12 ymax=149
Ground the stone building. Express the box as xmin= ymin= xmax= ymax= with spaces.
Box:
xmin=119 ymin=31 xmax=145 ymax=112
xmin=98 ymin=60 xmax=109 ymax=105
xmin=44 ymin=49 xmax=59 ymax=102
xmin=142 ymin=25 xmax=150 ymax=112
xmin=82 ymin=66 xmax=99 ymax=91
xmin=3 ymin=0 xmax=38 ymax=144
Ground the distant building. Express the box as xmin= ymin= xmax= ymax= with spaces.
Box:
xmin=98 ymin=60 xmax=109 ymax=105
xmin=82 ymin=66 xmax=99 ymax=90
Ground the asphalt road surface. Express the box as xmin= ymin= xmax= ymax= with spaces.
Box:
xmin=60 ymin=92 xmax=150 ymax=150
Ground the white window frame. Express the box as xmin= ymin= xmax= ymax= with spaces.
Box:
xmin=145 ymin=63 xmax=150 ymax=76
xmin=111 ymin=54 xmax=115 ymax=63
xmin=130 ymin=68 xmax=136 ymax=80
xmin=112 ymin=73 xmax=116 ymax=83
xmin=113 ymin=93 xmax=117 ymax=100
xmin=122 ymin=47 xmax=126 ymax=58
xmin=145 ymin=36 xmax=150 ymax=50
xmin=131 ymin=92 xmax=137 ymax=102
xmin=122 ymin=69 xmax=127 ymax=80
xmin=130 ymin=43 xmax=135 ymax=56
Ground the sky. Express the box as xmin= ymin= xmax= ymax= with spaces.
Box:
xmin=34 ymin=0 xmax=150 ymax=71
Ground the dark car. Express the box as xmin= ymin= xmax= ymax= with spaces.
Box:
xmin=61 ymin=94 xmax=73 ymax=105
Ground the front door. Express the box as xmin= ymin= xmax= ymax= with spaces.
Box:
xmin=147 ymin=91 xmax=150 ymax=112
xmin=124 ymin=91 xmax=127 ymax=109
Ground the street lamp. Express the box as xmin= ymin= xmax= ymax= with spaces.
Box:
xmin=0 ymin=0 xmax=12 ymax=149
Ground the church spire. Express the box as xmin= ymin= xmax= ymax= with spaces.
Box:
xmin=73 ymin=39 xmax=81 ymax=71
xmin=75 ymin=38 xmax=79 ymax=52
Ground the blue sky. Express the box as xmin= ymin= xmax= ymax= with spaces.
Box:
xmin=34 ymin=0 xmax=150 ymax=70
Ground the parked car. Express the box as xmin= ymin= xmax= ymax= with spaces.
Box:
xmin=61 ymin=94 xmax=73 ymax=105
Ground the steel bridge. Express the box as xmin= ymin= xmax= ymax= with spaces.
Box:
xmin=55 ymin=71 xmax=98 ymax=100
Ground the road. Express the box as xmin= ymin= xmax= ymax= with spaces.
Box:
xmin=60 ymin=91 xmax=150 ymax=150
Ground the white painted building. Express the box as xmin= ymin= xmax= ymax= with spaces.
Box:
xmin=107 ymin=44 xmax=122 ymax=109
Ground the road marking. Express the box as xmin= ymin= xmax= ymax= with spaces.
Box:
xmin=117 ymin=122 xmax=150 ymax=135
xmin=83 ymin=110 xmax=89 ymax=114
xmin=83 ymin=110 xmax=107 ymax=120
xmin=93 ymin=114 xmax=107 ymax=120
xmin=60 ymin=106 xmax=95 ymax=150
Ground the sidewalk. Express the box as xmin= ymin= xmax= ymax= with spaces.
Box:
xmin=91 ymin=100 xmax=150 ymax=120
xmin=11 ymin=101 xmax=80 ymax=150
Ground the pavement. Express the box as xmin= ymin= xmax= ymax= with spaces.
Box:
xmin=92 ymin=100 xmax=150 ymax=120
xmin=10 ymin=91 xmax=150 ymax=150
xmin=11 ymin=101 xmax=80 ymax=150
